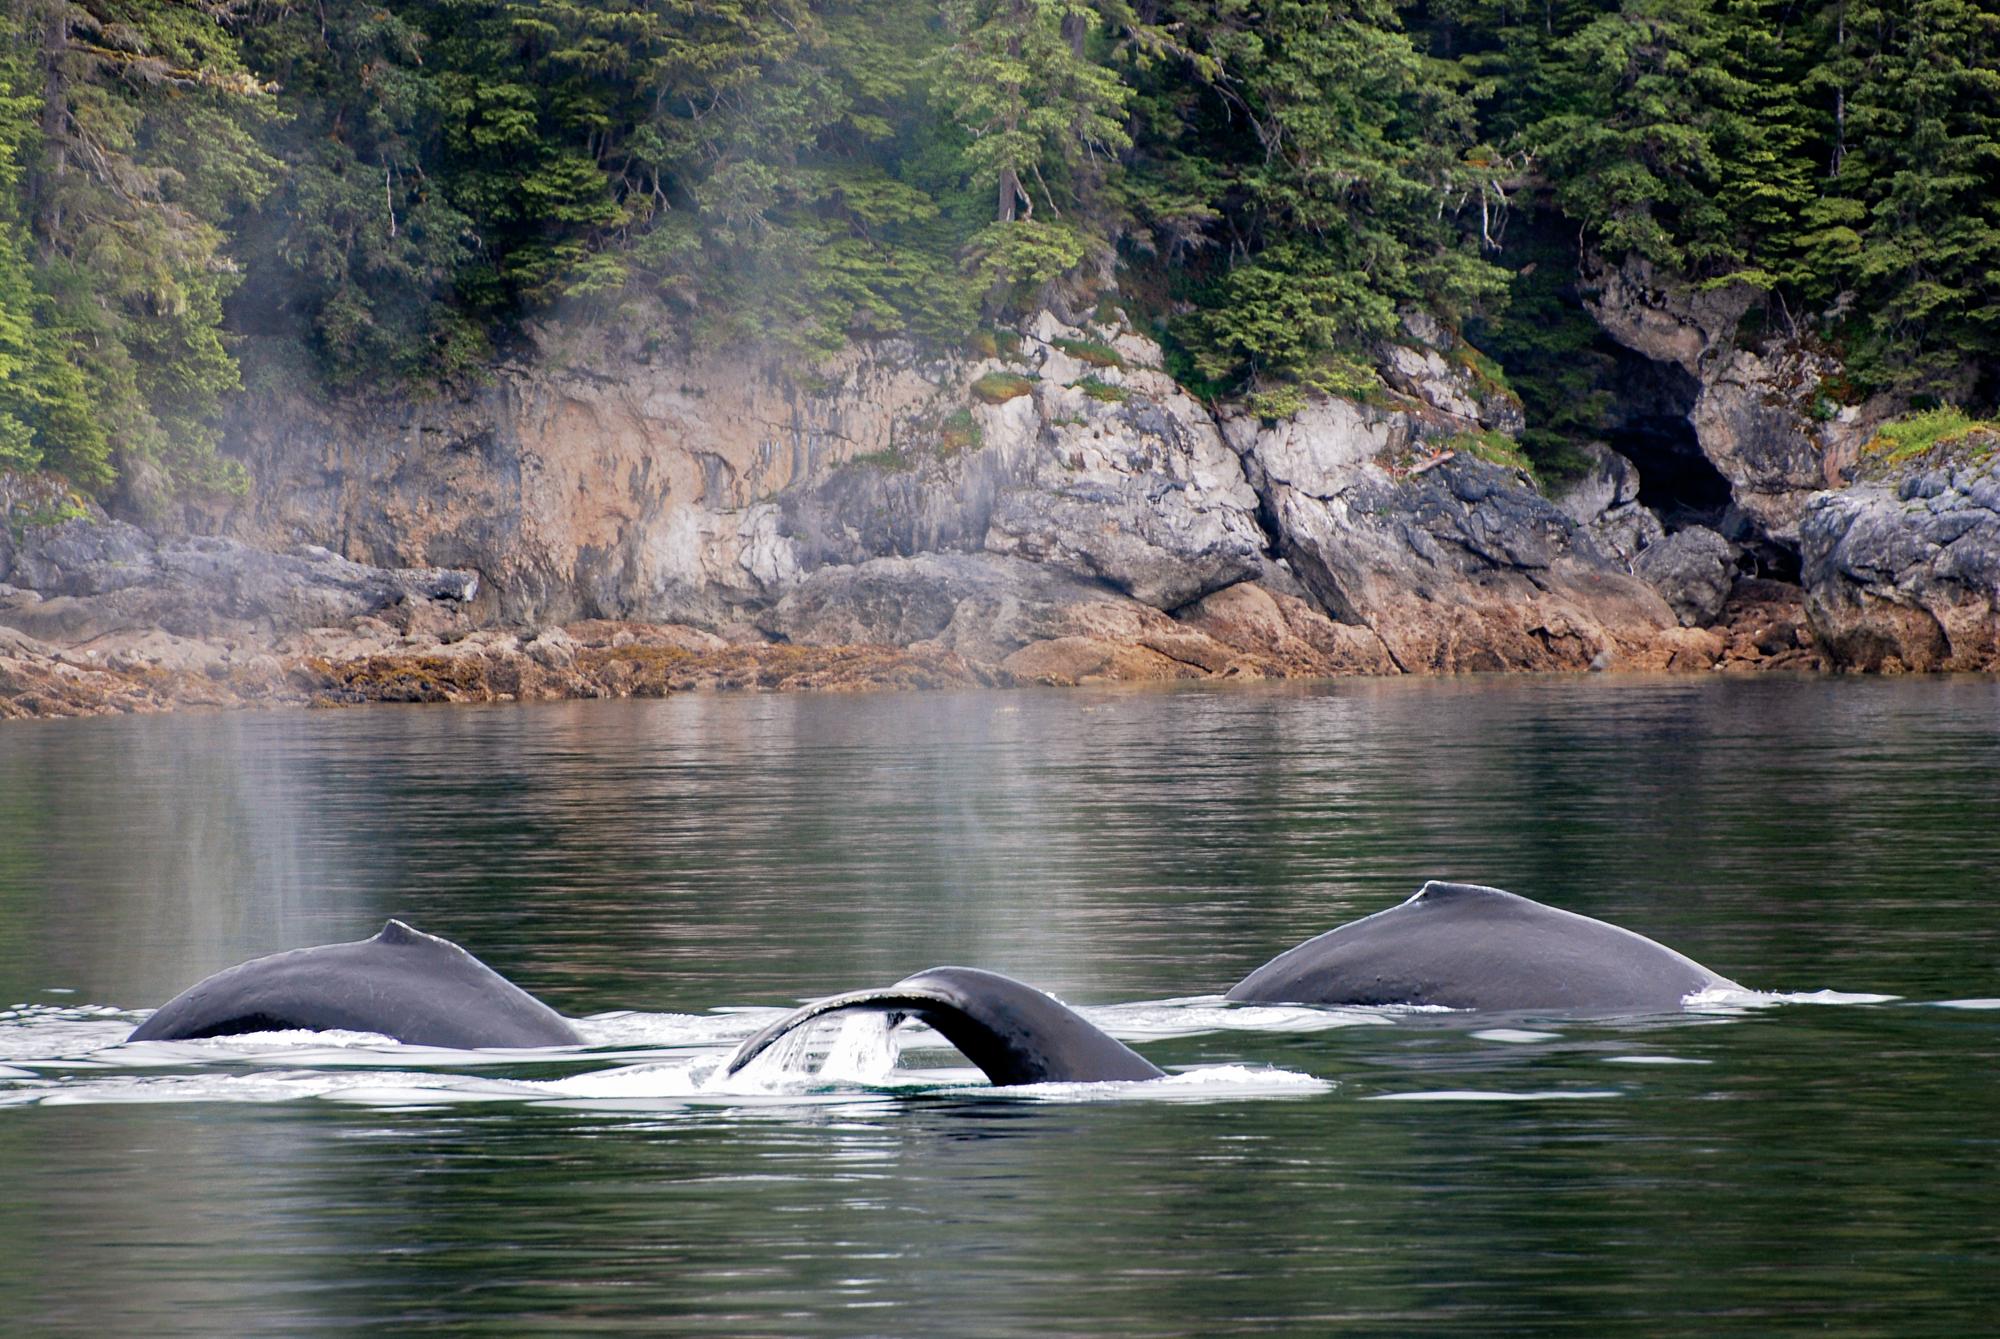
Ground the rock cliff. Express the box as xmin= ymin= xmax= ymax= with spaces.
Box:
xmin=33 ymin=272 xmax=1994 ymax=719
xmin=1581 ymin=253 xmax=1871 ymax=554
xmin=215 ymin=307 xmax=1733 ymax=679
xmin=1578 ymin=252 xmax=1998 ymax=671
xmin=1800 ymin=444 xmax=2000 ymax=671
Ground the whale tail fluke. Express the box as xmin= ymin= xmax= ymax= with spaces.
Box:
xmin=723 ymin=966 xmax=1163 ymax=1087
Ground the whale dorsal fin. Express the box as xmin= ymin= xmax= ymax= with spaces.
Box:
xmin=376 ymin=919 xmax=424 ymax=944
xmin=373 ymin=919 xmax=460 ymax=952
xmin=1410 ymin=881 xmax=1514 ymax=904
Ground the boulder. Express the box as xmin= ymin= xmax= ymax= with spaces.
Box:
xmin=1633 ymin=526 xmax=1737 ymax=627
xmin=1580 ymin=251 xmax=1875 ymax=554
xmin=1376 ymin=310 xmax=1526 ymax=435
xmin=1800 ymin=452 xmax=2000 ymax=670
xmin=1690 ymin=347 xmax=1849 ymax=546
xmin=1230 ymin=398 xmax=1685 ymax=670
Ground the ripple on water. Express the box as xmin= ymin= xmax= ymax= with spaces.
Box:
xmin=0 ymin=996 xmax=1342 ymax=1111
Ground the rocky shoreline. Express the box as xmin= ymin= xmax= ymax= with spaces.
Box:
xmin=0 ymin=593 xmax=1827 ymax=723
xmin=4 ymin=261 xmax=1997 ymax=723
xmin=0 ymin=516 xmax=1824 ymax=723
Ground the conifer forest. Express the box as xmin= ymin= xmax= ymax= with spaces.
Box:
xmin=2 ymin=0 xmax=1996 ymax=496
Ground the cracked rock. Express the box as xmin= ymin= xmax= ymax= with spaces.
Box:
xmin=1801 ymin=452 xmax=2000 ymax=670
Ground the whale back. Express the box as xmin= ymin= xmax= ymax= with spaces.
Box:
xmin=1226 ymin=881 xmax=1740 ymax=1012
xmin=126 ymin=920 xmax=584 ymax=1048
xmin=725 ymin=966 xmax=1163 ymax=1086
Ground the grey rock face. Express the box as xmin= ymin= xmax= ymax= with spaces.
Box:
xmin=1581 ymin=253 xmax=1756 ymax=378
xmin=5 ymin=517 xmax=160 ymax=596
xmin=1632 ymin=526 xmax=1737 ymax=626
xmin=1554 ymin=442 xmax=1642 ymax=525
xmin=1800 ymin=453 xmax=2000 ymax=670
xmin=185 ymin=309 xmax=1714 ymax=675
xmin=1591 ymin=505 xmax=1669 ymax=567
xmin=760 ymin=552 xmax=1149 ymax=663
xmin=1376 ymin=309 xmax=1527 ymax=435
xmin=1690 ymin=348 xmax=1845 ymax=546
xmin=1228 ymin=397 xmax=1684 ymax=671
xmin=1553 ymin=443 xmax=1667 ymax=565
xmin=983 ymin=382 xmax=1265 ymax=609
xmin=779 ymin=444 xmax=1021 ymax=572
xmin=1581 ymin=250 xmax=1872 ymax=553
xmin=0 ymin=516 xmax=478 ymax=646
xmin=1257 ymin=447 xmax=1606 ymax=620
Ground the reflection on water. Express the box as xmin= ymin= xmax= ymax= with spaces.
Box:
xmin=1 ymin=677 xmax=1998 ymax=1335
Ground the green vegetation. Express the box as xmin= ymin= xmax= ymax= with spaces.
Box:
xmin=0 ymin=2 xmax=271 ymax=493
xmin=938 ymin=407 xmax=982 ymax=455
xmin=1075 ymin=377 xmax=1129 ymax=404
xmin=1439 ymin=429 xmax=1537 ymax=482
xmin=971 ymin=371 xmax=1038 ymax=404
xmin=1426 ymin=0 xmax=2000 ymax=400
xmin=969 ymin=329 xmax=1025 ymax=361
xmin=1863 ymin=407 xmax=1998 ymax=467
xmin=1052 ymin=337 xmax=1123 ymax=370
xmin=5 ymin=0 xmax=2000 ymax=502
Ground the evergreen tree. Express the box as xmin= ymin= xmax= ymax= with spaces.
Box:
xmin=1130 ymin=0 xmax=1509 ymax=410
xmin=934 ymin=0 xmax=1136 ymax=302
xmin=230 ymin=1 xmax=478 ymax=382
xmin=11 ymin=0 xmax=272 ymax=493
xmin=1831 ymin=0 xmax=2000 ymax=391
xmin=0 ymin=30 xmax=90 ymax=478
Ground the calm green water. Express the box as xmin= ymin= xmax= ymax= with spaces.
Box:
xmin=1 ymin=678 xmax=1998 ymax=1335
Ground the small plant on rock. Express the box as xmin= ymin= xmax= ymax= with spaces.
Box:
xmin=971 ymin=371 xmax=1037 ymax=404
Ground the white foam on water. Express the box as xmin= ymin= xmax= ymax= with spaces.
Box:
xmin=1930 ymin=998 xmax=2000 ymax=1010
xmin=92 ymin=1031 xmax=596 ymax=1072
xmin=575 ymin=1009 xmax=765 ymax=1047
xmin=539 ymin=1060 xmax=718 ymax=1100
xmin=1084 ymin=996 xmax=1397 ymax=1040
xmin=1471 ymin=1028 xmax=1563 ymax=1044
xmin=977 ymin=1065 xmax=1331 ymax=1104
xmin=527 ymin=1056 xmax=917 ymax=1113
xmin=0 ymin=1006 xmax=136 ymax=1063
xmin=1602 ymin=1055 xmax=1711 ymax=1065
xmin=1686 ymin=986 xmax=1900 ymax=1012
xmin=818 ymin=1014 xmax=905 ymax=1084
xmin=1364 ymin=1088 xmax=1624 ymax=1102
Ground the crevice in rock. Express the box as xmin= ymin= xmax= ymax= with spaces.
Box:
xmin=1598 ymin=346 xmax=1733 ymax=533
xmin=1241 ymin=456 xmax=1292 ymax=563
xmin=1590 ymin=341 xmax=1809 ymax=586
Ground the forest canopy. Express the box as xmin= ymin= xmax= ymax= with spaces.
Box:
xmin=2 ymin=0 xmax=1997 ymax=494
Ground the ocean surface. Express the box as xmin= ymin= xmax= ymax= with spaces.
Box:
xmin=1 ymin=677 xmax=1996 ymax=1335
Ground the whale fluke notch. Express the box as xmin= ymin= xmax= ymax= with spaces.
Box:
xmin=1226 ymin=880 xmax=1742 ymax=1012
xmin=724 ymin=966 xmax=1164 ymax=1087
xmin=126 ymin=921 xmax=585 ymax=1049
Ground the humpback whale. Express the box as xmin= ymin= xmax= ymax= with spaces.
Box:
xmin=724 ymin=966 xmax=1164 ymax=1086
xmin=1227 ymin=881 xmax=1742 ymax=1012
xmin=125 ymin=882 xmax=1743 ymax=1066
xmin=126 ymin=920 xmax=584 ymax=1048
